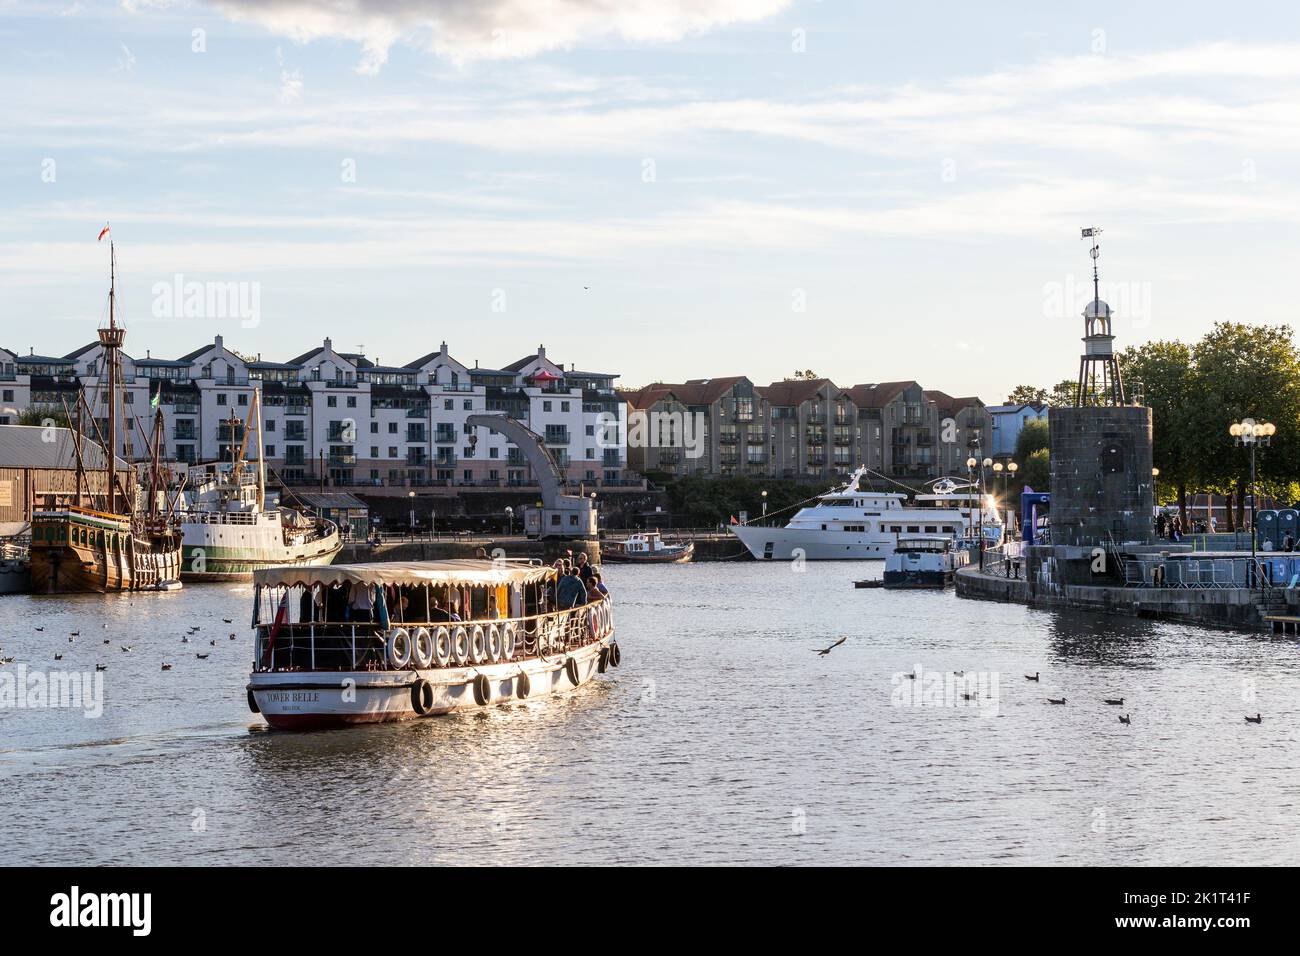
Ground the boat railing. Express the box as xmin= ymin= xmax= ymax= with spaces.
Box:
xmin=254 ymin=596 xmax=612 ymax=673
xmin=978 ymin=539 xmax=1024 ymax=578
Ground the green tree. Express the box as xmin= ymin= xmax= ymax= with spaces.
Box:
xmin=1120 ymin=340 xmax=1195 ymax=517
xmin=1019 ymin=448 xmax=1050 ymax=493
xmin=1190 ymin=322 xmax=1300 ymax=529
xmin=1006 ymin=385 xmax=1048 ymax=405
xmin=17 ymin=404 xmax=70 ymax=429
xmin=1048 ymin=379 xmax=1077 ymax=407
xmin=1014 ymin=418 xmax=1049 ymax=459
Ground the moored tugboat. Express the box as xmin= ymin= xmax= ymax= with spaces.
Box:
xmin=882 ymin=536 xmax=970 ymax=589
xmin=246 ymin=559 xmax=619 ymax=729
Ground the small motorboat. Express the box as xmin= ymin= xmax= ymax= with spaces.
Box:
xmin=601 ymin=532 xmax=693 ymax=564
xmin=882 ymin=537 xmax=969 ymax=589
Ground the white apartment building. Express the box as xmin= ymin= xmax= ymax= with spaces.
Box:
xmin=5 ymin=336 xmax=627 ymax=490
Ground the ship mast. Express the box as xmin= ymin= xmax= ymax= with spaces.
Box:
xmin=99 ymin=239 xmax=127 ymax=514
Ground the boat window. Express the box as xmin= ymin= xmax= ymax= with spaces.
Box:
xmin=925 ymin=526 xmax=937 ymax=533
xmin=907 ymin=525 xmax=920 ymax=533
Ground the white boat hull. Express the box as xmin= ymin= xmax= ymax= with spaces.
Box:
xmin=730 ymin=524 xmax=901 ymax=560
xmin=248 ymin=636 xmax=614 ymax=730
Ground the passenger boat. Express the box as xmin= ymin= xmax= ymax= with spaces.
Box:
xmin=29 ymin=234 xmax=183 ymax=594
xmin=730 ymin=466 xmax=1002 ymax=561
xmin=179 ymin=392 xmax=341 ymax=581
xmin=602 ymin=531 xmax=693 ymax=564
xmin=0 ymin=536 xmax=31 ymax=595
xmin=882 ymin=536 xmax=970 ymax=589
xmin=245 ymin=559 xmax=619 ymax=730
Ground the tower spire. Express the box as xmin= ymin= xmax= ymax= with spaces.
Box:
xmin=1075 ymin=227 xmax=1125 ymax=407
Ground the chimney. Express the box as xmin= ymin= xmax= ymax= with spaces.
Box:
xmin=440 ymin=341 xmax=447 ymax=354
xmin=324 ymin=337 xmax=332 ymax=352
xmin=538 ymin=344 xmax=546 ymax=359
xmin=215 ymin=334 xmax=224 ymax=349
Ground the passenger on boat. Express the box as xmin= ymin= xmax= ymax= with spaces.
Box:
xmin=556 ymin=562 xmax=587 ymax=609
xmin=591 ymin=569 xmax=608 ymax=597
xmin=428 ymin=595 xmax=461 ymax=622
xmin=349 ymin=581 xmax=375 ymax=622
xmin=575 ymin=552 xmax=594 ymax=582
xmin=585 ymin=576 xmax=603 ymax=603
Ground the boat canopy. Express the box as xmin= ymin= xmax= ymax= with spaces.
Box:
xmin=253 ymin=559 xmax=553 ymax=590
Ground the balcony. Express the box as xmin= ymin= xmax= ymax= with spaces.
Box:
xmin=285 ymin=406 xmax=308 ymax=416
xmin=406 ymin=406 xmax=430 ymax=418
xmin=173 ymin=403 xmax=199 ymax=415
xmin=434 ymin=430 xmax=457 ymax=444
xmin=544 ymin=428 xmax=570 ymax=445
xmin=833 ymin=434 xmax=853 ymax=446
xmin=806 ymin=434 xmax=826 ymax=446
xmin=657 ymin=450 xmax=681 ymax=464
xmin=329 ymin=454 xmax=357 ymax=466
xmin=719 ymin=434 xmax=738 ymax=444
xmin=173 ymin=428 xmax=197 ymax=442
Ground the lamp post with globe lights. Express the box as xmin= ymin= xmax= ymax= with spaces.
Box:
xmin=1006 ymin=461 xmax=1019 ymax=537
xmin=1229 ymin=418 xmax=1275 ymax=586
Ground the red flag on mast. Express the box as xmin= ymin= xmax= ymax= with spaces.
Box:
xmin=263 ymin=591 xmax=290 ymax=666
xmin=97 ymin=225 xmax=110 ymax=241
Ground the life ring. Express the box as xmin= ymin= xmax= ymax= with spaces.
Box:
xmin=587 ymin=606 xmax=599 ymax=638
xmin=473 ymin=672 xmax=492 ymax=706
xmin=470 ymin=625 xmax=487 ymax=664
xmin=411 ymin=627 xmax=434 ymax=669
xmin=502 ymin=623 xmax=517 ymax=660
xmin=487 ymin=624 xmax=503 ymax=662
xmin=598 ymin=646 xmax=610 ymax=673
xmin=609 ymin=641 xmax=621 ymax=668
xmin=246 ymin=688 xmax=260 ymax=713
xmin=452 ymin=626 xmax=470 ymax=666
xmin=599 ymin=603 xmax=610 ymax=636
xmin=606 ymin=604 xmax=615 ymax=634
xmin=433 ymin=626 xmax=452 ymax=667
xmin=515 ymin=670 xmax=531 ymax=699
xmin=411 ymin=678 xmax=434 ymax=715
xmin=386 ymin=628 xmax=412 ymax=669
xmin=565 ymin=656 xmax=580 ymax=687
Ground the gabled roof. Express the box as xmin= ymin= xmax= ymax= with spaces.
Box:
xmin=63 ymin=341 xmax=101 ymax=360
xmin=844 ymin=381 xmax=918 ymax=409
xmin=924 ymin=390 xmax=984 ymax=415
xmin=0 ymin=425 xmax=128 ymax=470
xmin=503 ymin=353 xmax=543 ymax=372
xmin=619 ymin=384 xmax=679 ymax=409
xmin=17 ymin=354 xmax=75 ymax=365
xmin=756 ymin=377 xmax=837 ymax=407
xmin=177 ymin=342 xmax=217 ymax=362
xmin=288 ymin=346 xmax=325 ymax=365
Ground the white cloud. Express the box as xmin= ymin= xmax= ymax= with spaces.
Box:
xmin=208 ymin=0 xmax=790 ymax=72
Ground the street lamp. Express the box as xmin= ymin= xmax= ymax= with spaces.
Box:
xmin=407 ymin=490 xmax=416 ymax=539
xmin=1230 ymin=418 xmax=1275 ymax=587
xmin=1007 ymin=461 xmax=1019 ymax=538
xmin=966 ymin=456 xmax=978 ymax=549
xmin=505 ymin=505 xmax=513 ymax=536
xmin=761 ymin=488 xmax=769 ymax=520
xmin=979 ymin=457 xmax=992 ymax=556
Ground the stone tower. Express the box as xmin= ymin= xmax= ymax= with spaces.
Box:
xmin=1048 ymin=229 xmax=1153 ymax=548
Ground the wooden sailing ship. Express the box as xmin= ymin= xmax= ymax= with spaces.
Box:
xmin=28 ymin=231 xmax=184 ymax=594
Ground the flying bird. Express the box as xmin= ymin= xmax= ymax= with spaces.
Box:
xmin=814 ymin=636 xmax=847 ymax=656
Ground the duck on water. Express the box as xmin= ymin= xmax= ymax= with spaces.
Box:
xmin=245 ymin=559 xmax=620 ymax=730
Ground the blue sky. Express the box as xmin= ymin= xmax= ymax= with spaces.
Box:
xmin=3 ymin=0 xmax=1300 ymax=398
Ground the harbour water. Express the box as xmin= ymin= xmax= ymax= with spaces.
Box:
xmin=2 ymin=562 xmax=1298 ymax=865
